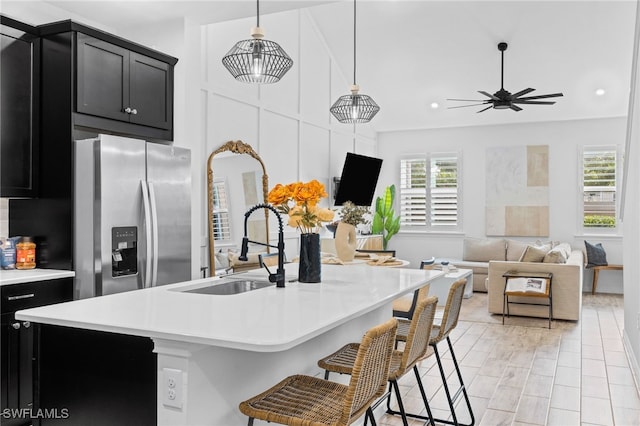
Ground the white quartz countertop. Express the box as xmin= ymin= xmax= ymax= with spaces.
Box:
xmin=16 ymin=263 xmax=443 ymax=352
xmin=0 ymin=269 xmax=75 ymax=286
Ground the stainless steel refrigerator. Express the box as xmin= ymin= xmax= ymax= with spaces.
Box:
xmin=74 ymin=134 xmax=191 ymax=299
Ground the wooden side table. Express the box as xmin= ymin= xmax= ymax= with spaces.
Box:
xmin=502 ymin=270 xmax=554 ymax=329
xmin=590 ymin=264 xmax=623 ymax=295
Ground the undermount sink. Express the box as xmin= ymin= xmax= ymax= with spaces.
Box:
xmin=182 ymin=279 xmax=274 ymax=295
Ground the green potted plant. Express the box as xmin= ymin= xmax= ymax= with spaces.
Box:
xmin=372 ymin=184 xmax=400 ymax=250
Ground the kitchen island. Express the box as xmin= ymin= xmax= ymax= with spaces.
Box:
xmin=16 ymin=263 xmax=443 ymax=425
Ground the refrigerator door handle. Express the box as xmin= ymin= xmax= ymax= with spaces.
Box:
xmin=148 ymin=182 xmax=160 ymax=287
xmin=141 ymin=180 xmax=153 ymax=289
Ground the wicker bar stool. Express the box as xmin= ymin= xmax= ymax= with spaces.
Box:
xmin=318 ymin=296 xmax=439 ymax=426
xmin=393 ymin=261 xmax=436 ymax=319
xmin=395 ymin=278 xmax=475 ymax=426
xmin=238 ymin=318 xmax=398 ymax=426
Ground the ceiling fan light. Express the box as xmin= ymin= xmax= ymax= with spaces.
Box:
xmin=493 ymin=102 xmax=511 ymax=110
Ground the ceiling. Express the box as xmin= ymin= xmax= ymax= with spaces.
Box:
xmin=29 ymin=1 xmax=639 ymax=132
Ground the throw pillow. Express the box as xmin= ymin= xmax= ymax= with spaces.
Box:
xmin=553 ymin=243 xmax=572 ymax=259
xmin=543 ymin=248 xmax=567 ymax=264
xmin=519 ymin=245 xmax=547 ymax=263
xmin=215 ymin=249 xmax=230 ymax=269
xmin=584 ymin=240 xmax=608 ymax=267
xmin=506 ymin=239 xmax=529 ymax=261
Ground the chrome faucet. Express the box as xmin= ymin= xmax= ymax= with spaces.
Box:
xmin=239 ymin=203 xmax=286 ymax=288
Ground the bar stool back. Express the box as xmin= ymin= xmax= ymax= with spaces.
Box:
xmin=318 ymin=296 xmax=439 ymax=426
xmin=239 ymin=318 xmax=398 ymax=426
xmin=395 ymin=278 xmax=475 ymax=426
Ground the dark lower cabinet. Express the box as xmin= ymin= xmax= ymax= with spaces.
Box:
xmin=0 ymin=278 xmax=73 ymax=426
xmin=37 ymin=325 xmax=157 ymax=426
xmin=0 ymin=314 xmax=34 ymax=426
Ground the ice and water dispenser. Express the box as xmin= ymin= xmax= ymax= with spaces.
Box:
xmin=111 ymin=226 xmax=137 ymax=277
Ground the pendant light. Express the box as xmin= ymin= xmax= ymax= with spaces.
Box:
xmin=330 ymin=0 xmax=380 ymax=123
xmin=222 ymin=0 xmax=293 ymax=84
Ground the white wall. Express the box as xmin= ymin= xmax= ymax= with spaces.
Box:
xmin=378 ymin=117 xmax=627 ymax=294
xmin=622 ymin=0 xmax=640 ymax=396
xmin=201 ymin=10 xmax=377 ymax=268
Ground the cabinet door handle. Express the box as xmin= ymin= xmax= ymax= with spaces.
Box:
xmin=22 ymin=321 xmax=30 ymax=328
xmin=12 ymin=322 xmax=21 ymax=330
xmin=124 ymin=107 xmax=132 ymax=114
xmin=131 ymin=108 xmax=137 ymax=115
xmin=7 ymin=293 xmax=35 ymax=301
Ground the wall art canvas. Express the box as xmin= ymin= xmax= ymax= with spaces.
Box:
xmin=486 ymin=145 xmax=549 ymax=236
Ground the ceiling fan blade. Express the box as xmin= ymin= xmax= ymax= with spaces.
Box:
xmin=516 ymin=92 xmax=564 ymax=101
xmin=479 ymin=91 xmax=500 ymax=101
xmin=511 ymin=88 xmax=535 ymax=98
xmin=510 ymin=104 xmax=523 ymax=112
xmin=512 ymin=100 xmax=556 ymax=105
xmin=447 ymin=98 xmax=486 ymax=102
xmin=476 ymin=105 xmax=493 ymax=113
xmin=447 ymin=103 xmax=490 ymax=109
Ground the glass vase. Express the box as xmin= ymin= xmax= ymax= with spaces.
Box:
xmin=298 ymin=233 xmax=321 ymax=283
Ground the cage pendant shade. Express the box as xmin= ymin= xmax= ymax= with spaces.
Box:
xmin=222 ymin=37 xmax=293 ymax=84
xmin=330 ymin=91 xmax=380 ymax=123
xmin=330 ymin=0 xmax=379 ymax=123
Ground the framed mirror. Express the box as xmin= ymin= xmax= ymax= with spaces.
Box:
xmin=207 ymin=140 xmax=270 ymax=275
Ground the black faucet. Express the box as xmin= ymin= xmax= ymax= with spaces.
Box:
xmin=239 ymin=203 xmax=286 ymax=288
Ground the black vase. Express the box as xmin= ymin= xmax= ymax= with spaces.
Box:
xmin=298 ymin=233 xmax=321 ymax=283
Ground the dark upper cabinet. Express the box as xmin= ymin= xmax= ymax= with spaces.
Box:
xmin=76 ymin=33 xmax=172 ymax=130
xmin=0 ymin=16 xmax=40 ymax=198
xmin=37 ymin=20 xmax=177 ymax=142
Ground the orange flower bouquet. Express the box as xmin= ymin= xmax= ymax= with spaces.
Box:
xmin=268 ymin=180 xmax=335 ymax=234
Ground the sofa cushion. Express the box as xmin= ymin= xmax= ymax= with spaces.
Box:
xmin=584 ymin=240 xmax=608 ymax=267
xmin=463 ymin=238 xmax=505 ymax=262
xmin=506 ymin=239 xmax=529 ymax=261
xmin=519 ymin=245 xmax=547 ymax=262
xmin=451 ymin=260 xmax=489 ymax=275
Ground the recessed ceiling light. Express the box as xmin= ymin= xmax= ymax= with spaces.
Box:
xmin=430 ymin=102 xmax=439 ymax=109
xmin=595 ymin=88 xmax=606 ymax=96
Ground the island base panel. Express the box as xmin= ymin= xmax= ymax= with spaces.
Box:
xmin=37 ymin=325 xmax=156 ymax=425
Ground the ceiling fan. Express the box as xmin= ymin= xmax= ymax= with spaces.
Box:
xmin=448 ymin=42 xmax=563 ymax=113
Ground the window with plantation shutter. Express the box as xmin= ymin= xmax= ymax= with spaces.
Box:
xmin=212 ymin=178 xmax=232 ymax=241
xmin=582 ymin=146 xmax=619 ymax=230
xmin=431 ymin=154 xmax=459 ymax=227
xmin=400 ymin=152 xmax=460 ymax=231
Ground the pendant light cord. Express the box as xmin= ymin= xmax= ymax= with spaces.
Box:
xmin=353 ymin=0 xmax=357 ymax=85
xmin=500 ymin=49 xmax=504 ymax=89
xmin=256 ymin=0 xmax=260 ymax=27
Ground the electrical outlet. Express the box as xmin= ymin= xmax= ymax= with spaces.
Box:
xmin=162 ymin=368 xmax=183 ymax=409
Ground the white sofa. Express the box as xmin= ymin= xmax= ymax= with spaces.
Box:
xmin=439 ymin=237 xmax=533 ymax=292
xmin=487 ymin=249 xmax=584 ymax=321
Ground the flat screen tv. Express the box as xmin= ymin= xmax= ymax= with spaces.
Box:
xmin=333 ymin=153 xmax=383 ymax=207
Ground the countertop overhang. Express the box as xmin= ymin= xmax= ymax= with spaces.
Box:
xmin=16 ymin=263 xmax=443 ymax=352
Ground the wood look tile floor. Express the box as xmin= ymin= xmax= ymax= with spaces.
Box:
xmin=378 ymin=292 xmax=640 ymax=426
